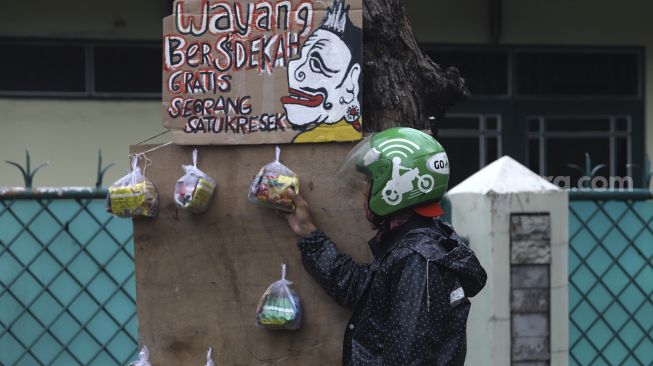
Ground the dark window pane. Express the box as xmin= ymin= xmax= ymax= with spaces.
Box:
xmin=528 ymin=117 xmax=541 ymax=132
xmin=438 ymin=116 xmax=480 ymax=130
xmin=546 ymin=138 xmax=610 ymax=188
xmin=615 ymin=117 xmax=630 ymax=131
xmin=529 ymin=139 xmax=540 ymax=174
xmin=425 ymin=50 xmax=508 ymax=96
xmin=545 ymin=118 xmax=610 ymax=132
xmin=615 ymin=138 xmax=627 ymax=177
xmin=487 ymin=137 xmax=498 ymax=163
xmin=439 ymin=137 xmax=479 ymax=188
xmin=616 ymin=138 xmax=631 ymax=187
xmin=0 ymin=44 xmax=85 ymax=92
xmin=517 ymin=51 xmax=639 ymax=96
xmin=94 ymin=46 xmax=161 ymax=94
xmin=486 ymin=116 xmax=498 ymax=131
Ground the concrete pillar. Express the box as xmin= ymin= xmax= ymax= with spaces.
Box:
xmin=447 ymin=156 xmax=569 ymax=366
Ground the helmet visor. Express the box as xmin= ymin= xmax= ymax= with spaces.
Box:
xmin=335 ymin=134 xmax=376 ymax=193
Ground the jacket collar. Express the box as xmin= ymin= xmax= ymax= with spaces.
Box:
xmin=367 ymin=215 xmax=435 ymax=260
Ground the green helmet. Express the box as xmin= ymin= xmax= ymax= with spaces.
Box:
xmin=337 ymin=127 xmax=449 ymax=217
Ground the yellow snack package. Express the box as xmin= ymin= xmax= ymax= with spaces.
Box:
xmin=248 ymin=146 xmax=299 ymax=212
xmin=174 ymin=149 xmax=216 ymax=213
xmin=106 ymin=155 xmax=158 ymax=218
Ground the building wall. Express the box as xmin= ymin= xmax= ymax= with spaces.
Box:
xmin=0 ymin=0 xmax=168 ymax=187
xmin=0 ymin=100 xmax=164 ymax=187
xmin=0 ymin=0 xmax=167 ymax=40
xmin=1 ymin=0 xmax=651 ymax=187
xmin=404 ymin=0 xmax=653 ymax=187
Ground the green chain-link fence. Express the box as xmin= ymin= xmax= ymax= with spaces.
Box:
xmin=0 ymin=192 xmax=138 ymax=366
xmin=569 ymin=192 xmax=653 ymax=366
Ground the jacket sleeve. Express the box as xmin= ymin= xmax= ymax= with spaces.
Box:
xmin=297 ymin=230 xmax=373 ymax=310
xmin=441 ymin=233 xmax=487 ymax=297
xmin=383 ymin=250 xmax=450 ymax=365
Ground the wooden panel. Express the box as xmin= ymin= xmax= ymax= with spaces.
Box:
xmin=132 ymin=142 xmax=374 ymax=365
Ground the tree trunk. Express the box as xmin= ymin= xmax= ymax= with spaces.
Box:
xmin=363 ymin=0 xmax=468 ymax=134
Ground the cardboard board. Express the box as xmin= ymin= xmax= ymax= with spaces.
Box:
xmin=163 ymin=0 xmax=363 ymax=145
xmin=132 ymin=143 xmax=375 ymax=365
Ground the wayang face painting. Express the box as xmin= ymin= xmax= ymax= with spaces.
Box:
xmin=282 ymin=0 xmax=363 ymax=142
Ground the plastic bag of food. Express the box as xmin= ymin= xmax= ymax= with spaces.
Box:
xmin=248 ymin=146 xmax=299 ymax=212
xmin=107 ymin=155 xmax=158 ymax=218
xmin=129 ymin=346 xmax=151 ymax=366
xmin=256 ymin=263 xmax=302 ymax=330
xmin=204 ymin=347 xmax=215 ymax=366
xmin=174 ymin=149 xmax=216 ymax=213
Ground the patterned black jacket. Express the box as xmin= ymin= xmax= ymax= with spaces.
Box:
xmin=298 ymin=216 xmax=487 ymax=365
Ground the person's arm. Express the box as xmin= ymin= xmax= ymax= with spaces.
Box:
xmin=383 ymin=250 xmax=449 ymax=365
xmin=298 ymin=230 xmax=372 ymax=309
xmin=282 ymin=189 xmax=372 ymax=309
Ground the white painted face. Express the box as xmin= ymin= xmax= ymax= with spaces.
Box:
xmin=281 ymin=29 xmax=361 ymax=126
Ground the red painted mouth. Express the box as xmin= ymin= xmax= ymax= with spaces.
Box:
xmin=281 ymin=88 xmax=324 ymax=107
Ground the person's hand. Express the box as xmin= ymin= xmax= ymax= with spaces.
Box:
xmin=282 ymin=188 xmax=317 ymax=238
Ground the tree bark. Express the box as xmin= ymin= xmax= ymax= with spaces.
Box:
xmin=363 ymin=0 xmax=469 ymax=134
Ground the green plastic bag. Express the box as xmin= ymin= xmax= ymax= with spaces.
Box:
xmin=256 ymin=263 xmax=302 ymax=330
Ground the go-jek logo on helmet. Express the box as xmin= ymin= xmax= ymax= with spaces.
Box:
xmin=381 ymin=156 xmax=436 ymax=206
xmin=377 ymin=138 xmax=421 ymax=160
xmin=426 ymin=152 xmax=449 ymax=175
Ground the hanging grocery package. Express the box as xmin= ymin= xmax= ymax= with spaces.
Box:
xmin=107 ymin=155 xmax=158 ymax=218
xmin=174 ymin=149 xmax=216 ymax=213
xmin=256 ymin=263 xmax=302 ymax=330
xmin=204 ymin=347 xmax=215 ymax=366
xmin=248 ymin=146 xmax=299 ymax=212
xmin=129 ymin=346 xmax=152 ymax=366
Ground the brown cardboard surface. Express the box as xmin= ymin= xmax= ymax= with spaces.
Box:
xmin=163 ymin=0 xmax=363 ymax=145
xmin=132 ymin=142 xmax=374 ymax=365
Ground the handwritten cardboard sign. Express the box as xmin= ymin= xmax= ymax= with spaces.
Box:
xmin=163 ymin=0 xmax=363 ymax=145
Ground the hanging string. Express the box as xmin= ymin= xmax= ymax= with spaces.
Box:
xmin=274 ymin=145 xmax=281 ymax=163
xmin=130 ymin=155 xmax=139 ymax=172
xmin=121 ymin=129 xmax=174 ymax=178
xmin=281 ymin=262 xmax=286 ymax=280
xmin=192 ymin=148 xmax=198 ymax=167
xmin=134 ymin=130 xmax=171 ymax=145
xmin=205 ymin=347 xmax=214 ymax=366
xmin=142 ymin=154 xmax=153 ymax=176
xmin=133 ymin=141 xmax=174 ymax=156
xmin=127 ymin=153 xmax=153 ymax=176
xmin=127 ymin=142 xmax=173 ymax=176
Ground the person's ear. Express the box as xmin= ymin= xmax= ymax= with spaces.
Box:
xmin=340 ymin=63 xmax=361 ymax=105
